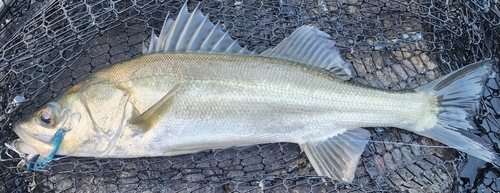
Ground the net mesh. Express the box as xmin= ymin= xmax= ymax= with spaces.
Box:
xmin=0 ymin=0 xmax=499 ymax=192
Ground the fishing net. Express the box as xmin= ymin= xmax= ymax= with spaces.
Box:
xmin=0 ymin=0 xmax=499 ymax=192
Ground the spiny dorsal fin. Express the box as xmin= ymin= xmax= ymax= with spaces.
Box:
xmin=260 ymin=26 xmax=352 ymax=80
xmin=143 ymin=2 xmax=252 ymax=54
xmin=300 ymin=128 xmax=370 ymax=182
xmin=143 ymin=3 xmax=351 ymax=80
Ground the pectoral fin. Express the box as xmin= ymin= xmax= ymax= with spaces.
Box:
xmin=300 ymin=128 xmax=370 ymax=182
xmin=130 ymin=84 xmax=180 ymax=132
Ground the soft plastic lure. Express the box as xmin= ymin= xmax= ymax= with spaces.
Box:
xmin=17 ymin=128 xmax=67 ymax=171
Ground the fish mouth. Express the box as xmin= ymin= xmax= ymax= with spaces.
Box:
xmin=32 ymin=134 xmax=53 ymax=142
xmin=11 ymin=139 xmax=39 ymax=155
xmin=13 ymin=126 xmax=52 ymax=143
xmin=13 ymin=126 xmax=55 ymax=157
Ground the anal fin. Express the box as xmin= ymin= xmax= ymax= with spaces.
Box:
xmin=300 ymin=128 xmax=370 ymax=182
xmin=130 ymin=84 xmax=180 ymax=132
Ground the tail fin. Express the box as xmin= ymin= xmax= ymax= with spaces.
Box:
xmin=414 ymin=60 xmax=498 ymax=163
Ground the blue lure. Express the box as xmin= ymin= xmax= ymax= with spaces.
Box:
xmin=19 ymin=128 xmax=67 ymax=171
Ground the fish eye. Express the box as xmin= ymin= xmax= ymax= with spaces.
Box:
xmin=40 ymin=111 xmax=53 ymax=125
xmin=36 ymin=103 xmax=60 ymax=127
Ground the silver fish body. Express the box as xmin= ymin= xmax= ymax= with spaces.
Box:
xmin=62 ymin=53 xmax=433 ymax=157
xmin=12 ymin=3 xmax=497 ymax=182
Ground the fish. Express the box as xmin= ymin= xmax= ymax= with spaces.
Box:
xmin=11 ymin=2 xmax=498 ymax=182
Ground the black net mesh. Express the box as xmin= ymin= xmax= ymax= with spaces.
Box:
xmin=0 ymin=0 xmax=499 ymax=192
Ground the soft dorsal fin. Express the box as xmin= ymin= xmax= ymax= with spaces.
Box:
xmin=143 ymin=2 xmax=252 ymax=54
xmin=260 ymin=26 xmax=352 ymax=80
xmin=144 ymin=3 xmax=351 ymax=80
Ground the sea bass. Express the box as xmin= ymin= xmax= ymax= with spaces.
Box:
xmin=12 ymin=2 xmax=498 ymax=182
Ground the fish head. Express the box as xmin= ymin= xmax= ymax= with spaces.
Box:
xmin=12 ymin=101 xmax=79 ymax=157
xmin=13 ymin=81 xmax=134 ymax=157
